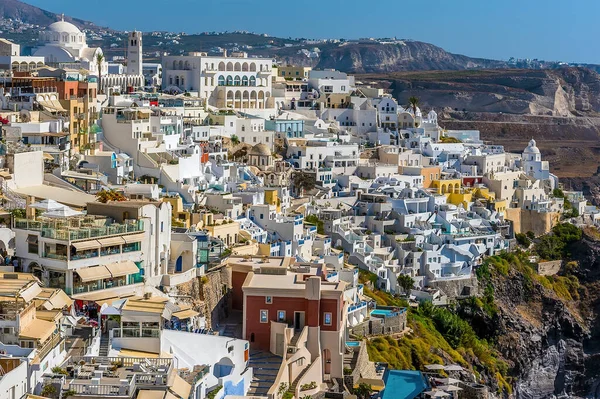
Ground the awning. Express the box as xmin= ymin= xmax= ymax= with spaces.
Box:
xmin=43 ymin=153 xmax=55 ymax=161
xmin=0 ymin=170 xmax=11 ymax=179
xmin=136 ymin=390 xmax=165 ymax=399
xmin=19 ymin=318 xmax=56 ymax=342
xmin=106 ymin=261 xmax=139 ymax=278
xmin=122 ymin=233 xmax=144 ymax=243
xmin=172 ymin=309 xmax=199 ymax=320
xmin=76 ymin=266 xmax=111 ymax=282
xmin=98 ymin=236 xmax=125 ymax=247
xmin=47 ymin=290 xmax=73 ymax=309
xmin=169 ymin=374 xmax=192 ymax=399
xmin=72 ymin=240 xmax=100 ymax=251
xmin=20 ymin=283 xmax=42 ymax=303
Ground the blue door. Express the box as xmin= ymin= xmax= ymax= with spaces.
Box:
xmin=175 ymin=256 xmax=183 ymax=273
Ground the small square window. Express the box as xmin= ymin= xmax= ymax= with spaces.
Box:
xmin=277 ymin=310 xmax=286 ymax=322
xmin=260 ymin=310 xmax=268 ymax=323
xmin=323 ymin=312 xmax=332 ymax=326
xmin=265 ymin=296 xmax=273 ymax=304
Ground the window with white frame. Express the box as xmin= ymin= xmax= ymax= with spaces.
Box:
xmin=277 ymin=310 xmax=286 ymax=322
xmin=265 ymin=296 xmax=273 ymax=304
xmin=260 ymin=310 xmax=268 ymax=323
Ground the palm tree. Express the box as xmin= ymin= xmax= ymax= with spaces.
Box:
xmin=96 ymin=53 xmax=105 ymax=93
xmin=230 ymin=135 xmax=240 ymax=146
xmin=407 ymin=96 xmax=420 ymax=116
xmin=397 ymin=274 xmax=415 ymax=296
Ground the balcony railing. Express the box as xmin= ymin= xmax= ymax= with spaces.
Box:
xmin=113 ymin=328 xmax=160 ymax=338
xmin=35 ymin=333 xmax=63 ymax=362
xmin=15 ymin=219 xmax=144 ymax=241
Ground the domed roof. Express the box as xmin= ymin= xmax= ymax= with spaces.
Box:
xmin=47 ymin=20 xmax=81 ymax=34
xmin=249 ymin=143 xmax=271 ymax=156
xmin=524 ymin=139 xmax=540 ymax=154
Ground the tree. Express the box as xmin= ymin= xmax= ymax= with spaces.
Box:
xmin=353 ymin=383 xmax=373 ymax=399
xmin=96 ymin=189 xmax=127 ymax=203
xmin=515 ymin=233 xmax=531 ymax=248
xmin=292 ymin=171 xmax=315 ymax=196
xmin=397 ymin=274 xmax=414 ymax=295
xmin=230 ymin=135 xmax=240 ymax=146
xmin=96 ymin=53 xmax=105 ymax=93
xmin=407 ymin=96 xmax=420 ymax=117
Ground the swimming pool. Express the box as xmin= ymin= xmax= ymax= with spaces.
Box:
xmin=346 ymin=341 xmax=360 ymax=347
xmin=370 ymin=309 xmax=395 ymax=317
xmin=381 ymin=370 xmax=428 ymax=399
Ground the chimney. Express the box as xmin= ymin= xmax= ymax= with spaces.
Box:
xmin=223 ymin=49 xmax=228 ymax=57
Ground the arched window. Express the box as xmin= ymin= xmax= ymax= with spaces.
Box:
xmin=173 ymin=61 xmax=177 ymax=69
xmin=234 ymin=62 xmax=241 ymax=71
xmin=242 ymin=125 xmax=245 ymax=132
xmin=226 ymin=62 xmax=233 ymax=71
xmin=234 ymin=76 xmax=241 ymax=86
xmin=178 ymin=61 xmax=183 ymax=69
xmin=250 ymin=63 xmax=257 ymax=72
xmin=249 ymin=76 xmax=256 ymax=86
xmin=242 ymin=76 xmax=249 ymax=86
xmin=218 ymin=76 xmax=225 ymax=86
xmin=181 ymin=77 xmax=185 ymax=86
xmin=218 ymin=62 xmax=225 ymax=71
xmin=226 ymin=76 xmax=233 ymax=86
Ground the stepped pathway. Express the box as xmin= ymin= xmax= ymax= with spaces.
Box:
xmin=247 ymin=350 xmax=283 ymax=396
xmin=99 ymin=333 xmax=109 ymax=357
xmin=289 ymin=366 xmax=310 ymax=395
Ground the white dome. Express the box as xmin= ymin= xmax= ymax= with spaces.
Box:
xmin=524 ymin=139 xmax=540 ymax=154
xmin=47 ymin=21 xmax=81 ymax=34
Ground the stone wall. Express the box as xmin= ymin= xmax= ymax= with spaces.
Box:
xmin=349 ymin=309 xmax=407 ymax=337
xmin=536 ymin=260 xmax=562 ymax=276
xmin=175 ymin=265 xmax=232 ymax=329
xmin=430 ymin=277 xmax=479 ymax=298
xmin=505 ymin=208 xmax=560 ymax=236
xmin=459 ymin=382 xmax=489 ymax=399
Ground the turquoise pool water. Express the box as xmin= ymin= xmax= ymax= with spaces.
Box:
xmin=346 ymin=341 xmax=360 ymax=347
xmin=382 ymin=370 xmax=428 ymax=399
xmin=371 ymin=309 xmax=394 ymax=317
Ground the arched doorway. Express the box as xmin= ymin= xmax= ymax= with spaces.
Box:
xmin=175 ymin=256 xmax=183 ymax=273
xmin=214 ymin=357 xmax=234 ymax=378
xmin=323 ymin=349 xmax=331 ymax=375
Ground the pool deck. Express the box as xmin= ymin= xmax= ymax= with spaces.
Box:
xmin=381 ymin=370 xmax=429 ymax=399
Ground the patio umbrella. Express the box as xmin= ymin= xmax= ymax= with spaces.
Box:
xmin=434 ymin=378 xmax=461 ymax=385
xmin=425 ymin=364 xmax=445 ymax=371
xmin=30 ymin=199 xmax=66 ymax=211
xmin=437 ymin=385 xmax=462 ymax=392
xmin=444 ymin=365 xmax=464 ymax=372
xmin=423 ymin=391 xmax=450 ymax=397
xmin=42 ymin=207 xmax=83 ymax=218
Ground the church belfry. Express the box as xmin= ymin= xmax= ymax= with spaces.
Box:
xmin=127 ymin=30 xmax=142 ymax=76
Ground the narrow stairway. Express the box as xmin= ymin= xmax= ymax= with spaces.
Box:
xmin=288 ymin=366 xmax=311 ymax=396
xmin=99 ymin=334 xmax=109 ymax=357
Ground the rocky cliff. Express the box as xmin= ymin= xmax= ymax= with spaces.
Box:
xmin=455 ymin=230 xmax=600 ymax=399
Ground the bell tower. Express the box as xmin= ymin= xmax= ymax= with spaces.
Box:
xmin=127 ymin=30 xmax=142 ymax=76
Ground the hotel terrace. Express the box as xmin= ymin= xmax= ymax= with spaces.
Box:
xmin=14 ymin=213 xmax=145 ymax=297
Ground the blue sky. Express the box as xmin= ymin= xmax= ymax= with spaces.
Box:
xmin=24 ymin=0 xmax=598 ymax=63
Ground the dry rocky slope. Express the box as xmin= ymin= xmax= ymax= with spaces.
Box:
xmin=362 ymin=68 xmax=600 ymax=203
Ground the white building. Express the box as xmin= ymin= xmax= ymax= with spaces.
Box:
xmin=162 ymin=52 xmax=274 ymax=109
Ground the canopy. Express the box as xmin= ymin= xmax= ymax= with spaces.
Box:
xmin=425 ymin=364 xmax=445 ymax=370
xmin=76 ymin=266 xmax=111 ymax=282
xmin=122 ymin=233 xmax=145 ymax=243
xmin=100 ymin=303 xmax=122 ymax=316
xmin=434 ymin=378 xmax=461 ymax=385
xmin=19 ymin=318 xmax=56 ymax=342
xmin=30 ymin=199 xmax=66 ymax=211
xmin=444 ymin=365 xmax=464 ymax=372
xmin=98 ymin=236 xmax=125 ymax=246
xmin=106 ymin=261 xmax=139 ymax=277
xmin=424 ymin=391 xmax=450 ymax=398
xmin=437 ymin=385 xmax=462 ymax=392
xmin=72 ymin=240 xmax=100 ymax=251
xmin=172 ymin=309 xmax=199 ymax=320
xmin=42 ymin=207 xmax=83 ymax=218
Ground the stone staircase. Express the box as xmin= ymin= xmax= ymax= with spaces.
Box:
xmin=247 ymin=351 xmax=283 ymax=396
xmin=223 ymin=324 xmax=237 ymax=338
xmin=99 ymin=334 xmax=109 ymax=357
xmin=288 ymin=366 xmax=310 ymax=396
xmin=289 ymin=331 xmax=302 ymax=347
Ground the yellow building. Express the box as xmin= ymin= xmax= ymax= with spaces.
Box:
xmin=162 ymin=196 xmax=192 ymax=228
xmin=205 ymin=220 xmax=240 ymax=247
xmin=264 ymin=188 xmax=280 ymax=212
xmin=277 ymin=65 xmax=312 ymax=81
xmin=431 ymin=179 xmax=461 ymax=195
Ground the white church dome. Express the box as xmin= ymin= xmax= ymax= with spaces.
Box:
xmin=524 ymin=139 xmax=540 ymax=154
xmin=47 ymin=20 xmax=81 ymax=34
